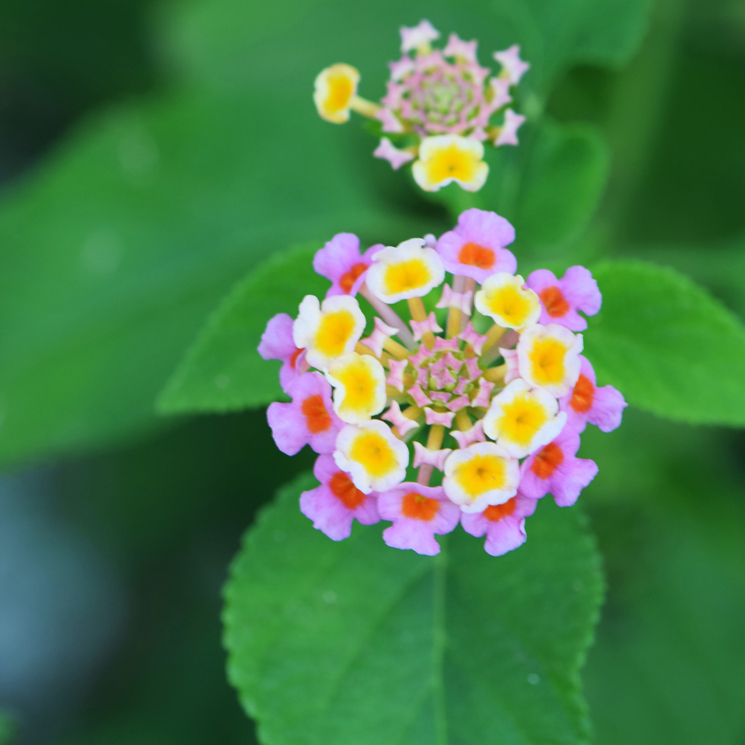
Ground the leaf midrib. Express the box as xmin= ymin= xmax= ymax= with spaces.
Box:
xmin=312 ymin=560 xmax=432 ymax=730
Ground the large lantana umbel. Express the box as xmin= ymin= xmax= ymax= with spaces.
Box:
xmin=313 ymin=20 xmax=529 ymax=193
xmin=260 ymin=209 xmax=626 ymax=557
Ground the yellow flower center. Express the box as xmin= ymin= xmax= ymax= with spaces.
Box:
xmin=485 ymin=284 xmax=533 ymax=325
xmin=349 ymin=431 xmax=397 ymax=478
xmin=324 ymin=73 xmax=355 ymax=115
xmin=426 ymin=143 xmax=477 ymax=184
xmin=528 ymin=338 xmax=569 ymax=387
xmin=314 ymin=310 xmax=357 ymax=358
xmin=453 ymin=453 xmax=508 ymax=498
xmin=498 ymin=393 xmax=550 ymax=448
xmin=383 ymin=259 xmax=433 ymax=297
xmin=333 ymin=359 xmax=379 ymax=416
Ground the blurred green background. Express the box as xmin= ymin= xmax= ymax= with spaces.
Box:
xmin=0 ymin=0 xmax=743 ymax=743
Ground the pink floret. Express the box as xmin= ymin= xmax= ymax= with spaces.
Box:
xmin=435 ymin=209 xmax=517 ymax=282
xmin=375 ymin=109 xmax=405 ymax=134
xmin=493 ymin=45 xmax=530 ymax=86
xmin=519 ymin=425 xmax=598 ymax=507
xmin=258 ymin=313 xmax=309 ymax=392
xmin=374 ymin=137 xmax=414 ymax=170
xmin=266 ymin=372 xmax=342 ymax=456
xmin=560 ymin=356 xmax=627 ymax=433
xmin=501 ymin=347 xmax=520 ymax=384
xmin=460 ymin=496 xmax=536 ymax=556
xmin=300 ymin=454 xmax=381 ymax=541
xmin=378 ymin=483 xmax=460 ymax=556
xmin=526 ymin=266 xmax=601 ymax=331
xmin=494 ymin=108 xmax=525 ymax=147
xmin=312 ymin=233 xmax=381 ymax=298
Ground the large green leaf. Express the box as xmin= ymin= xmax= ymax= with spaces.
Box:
xmin=158 ymin=245 xmax=322 ymax=414
xmin=224 ymin=473 xmax=603 ymax=745
xmin=584 ymin=260 xmax=745 ymax=425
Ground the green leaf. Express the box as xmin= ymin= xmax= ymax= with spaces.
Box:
xmin=627 ymin=236 xmax=745 ymax=320
xmin=0 ymin=712 xmax=16 ymax=745
xmin=584 ymin=260 xmax=745 ymax=425
xmin=579 ymin=409 xmax=745 ymax=745
xmin=224 ymin=473 xmax=603 ymax=745
xmin=570 ymin=0 xmax=652 ymax=70
xmin=505 ymin=121 xmax=609 ymax=250
xmin=158 ymin=244 xmax=323 ymax=414
xmin=588 ymin=505 xmax=745 ymax=745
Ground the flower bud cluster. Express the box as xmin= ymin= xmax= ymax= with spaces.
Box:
xmin=313 ymin=20 xmax=529 ymax=193
xmin=260 ymin=209 xmax=626 ymax=556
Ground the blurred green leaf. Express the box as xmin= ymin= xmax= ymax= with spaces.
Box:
xmin=580 ymin=409 xmax=745 ymax=745
xmin=0 ymin=713 xmax=16 ymax=745
xmin=616 ymin=24 xmax=745 ymax=245
xmin=224 ymin=473 xmax=603 ymax=745
xmin=588 ymin=505 xmax=745 ymax=745
xmin=511 ymin=121 xmax=609 ymax=250
xmin=159 ymin=245 xmax=323 ymax=414
xmin=584 ymin=260 xmax=745 ymax=425
xmin=569 ymin=0 xmax=652 ymax=70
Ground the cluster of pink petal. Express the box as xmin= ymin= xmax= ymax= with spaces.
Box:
xmin=259 ymin=209 xmax=626 ymax=558
xmin=376 ymin=27 xmax=527 ymax=141
xmin=382 ymin=50 xmax=496 ymax=138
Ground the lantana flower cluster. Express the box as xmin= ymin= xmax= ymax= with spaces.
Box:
xmin=313 ymin=20 xmax=529 ymax=193
xmin=260 ymin=209 xmax=626 ymax=557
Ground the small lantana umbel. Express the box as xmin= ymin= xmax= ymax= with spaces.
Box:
xmin=313 ymin=20 xmax=529 ymax=193
xmin=260 ymin=208 xmax=627 ymax=557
